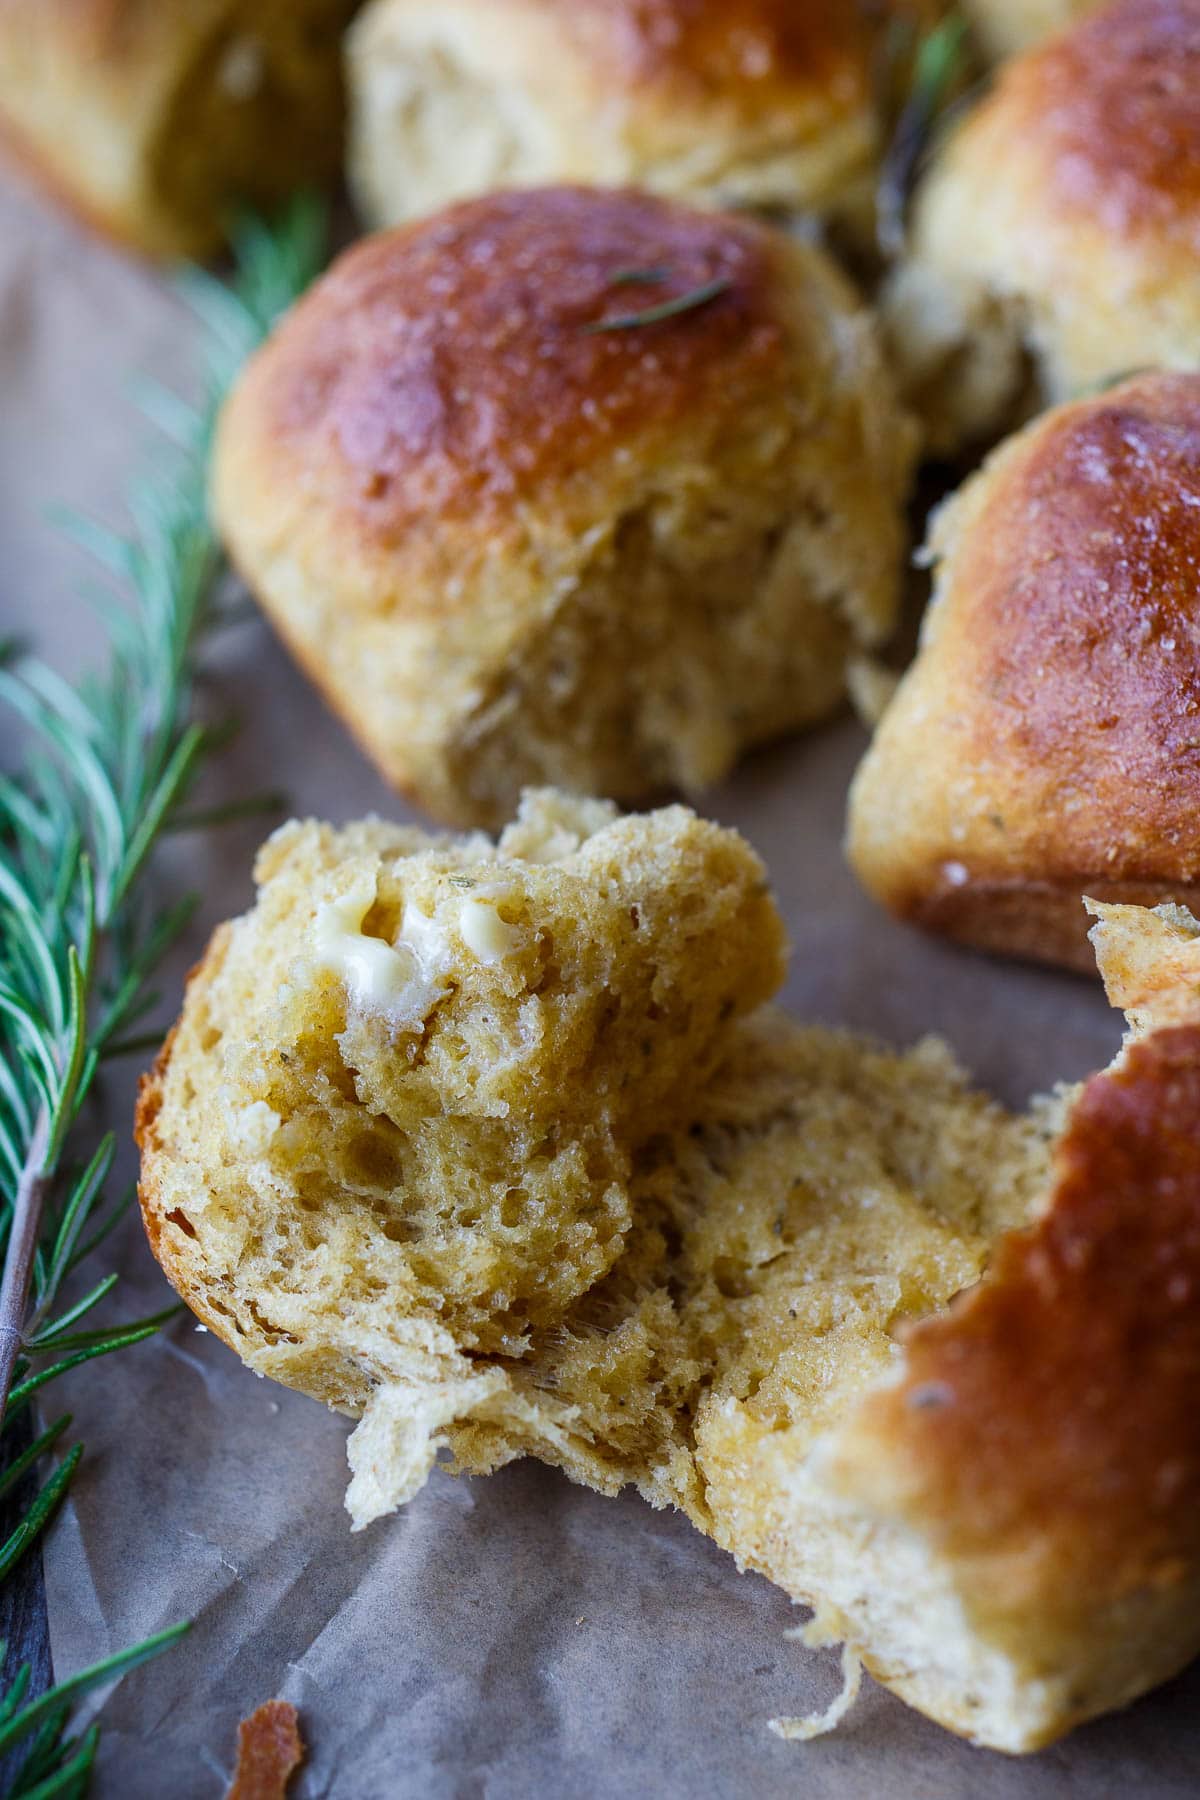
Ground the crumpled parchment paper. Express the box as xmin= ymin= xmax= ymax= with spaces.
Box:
xmin=2 ymin=178 xmax=1198 ymax=1799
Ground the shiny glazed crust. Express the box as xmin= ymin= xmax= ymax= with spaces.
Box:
xmin=847 ymin=372 xmax=1200 ymax=971
xmin=221 ymin=187 xmax=789 ymax=540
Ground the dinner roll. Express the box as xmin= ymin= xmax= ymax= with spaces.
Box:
xmin=346 ymin=0 xmax=932 ymax=234
xmin=963 ymin=0 xmax=1102 ymax=58
xmin=848 ymin=372 xmax=1200 ymax=970
xmin=140 ymin=787 xmax=1200 ymax=1751
xmin=0 ymin=0 xmax=358 ymax=257
xmin=885 ymin=0 xmax=1200 ymax=451
xmin=137 ymin=791 xmax=785 ymax=1512
xmin=214 ymin=186 xmax=915 ymax=828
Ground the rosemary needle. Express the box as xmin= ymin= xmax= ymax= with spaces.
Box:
xmin=606 ymin=266 xmax=671 ymax=286
xmin=583 ymin=276 xmax=733 ymax=334
xmin=0 ymin=193 xmax=328 ymax=1793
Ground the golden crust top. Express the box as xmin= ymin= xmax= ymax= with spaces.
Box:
xmin=222 ymin=186 xmax=792 ymax=541
xmin=847 ymin=373 xmax=1200 ymax=967
xmin=833 ymin=1020 xmax=1200 ymax=1654
xmin=363 ymin=0 xmax=877 ymax=122
xmin=956 ymin=373 xmax=1200 ymax=848
xmin=537 ymin=0 xmax=873 ymax=115
xmin=970 ymin=0 xmax=1200 ymax=243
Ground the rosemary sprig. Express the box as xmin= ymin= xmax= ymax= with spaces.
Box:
xmin=0 ymin=1622 xmax=189 ymax=1798
xmin=0 ymin=194 xmax=327 ymax=1786
xmin=877 ymin=9 xmax=970 ymax=258
xmin=583 ymin=275 xmax=733 ymax=334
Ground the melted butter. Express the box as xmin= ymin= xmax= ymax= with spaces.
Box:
xmin=459 ymin=895 xmax=521 ymax=963
xmin=313 ymin=881 xmax=452 ymax=1027
xmin=313 ymin=875 xmax=522 ymax=1019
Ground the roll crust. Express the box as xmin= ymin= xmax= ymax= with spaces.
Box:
xmin=0 ymin=0 xmax=357 ymax=257
xmin=215 ymin=186 xmax=915 ymax=827
xmin=886 ymin=0 xmax=1200 ymax=448
xmin=843 ymin=1021 xmax=1200 ymax=1615
xmin=345 ymin=0 xmax=931 ymax=231
xmin=244 ymin=188 xmax=785 ymax=537
xmin=827 ymin=1018 xmax=1200 ymax=1743
xmin=848 ymin=372 xmax=1200 ymax=970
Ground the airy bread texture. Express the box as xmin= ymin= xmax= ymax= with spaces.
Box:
xmin=885 ymin=0 xmax=1200 ymax=451
xmin=0 ymin=0 xmax=358 ymax=258
xmin=345 ymin=0 xmax=932 ymax=235
xmin=139 ymin=793 xmax=1200 ymax=1751
xmin=848 ymin=372 xmax=1200 ymax=972
xmin=963 ymin=0 xmax=1103 ymax=58
xmin=213 ymin=186 xmax=915 ymax=829
xmin=137 ymin=792 xmax=786 ymax=1514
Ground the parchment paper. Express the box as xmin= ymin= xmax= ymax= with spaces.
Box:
xmin=2 ymin=176 xmax=1199 ymax=1799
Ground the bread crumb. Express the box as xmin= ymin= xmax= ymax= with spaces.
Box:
xmin=225 ymin=1699 xmax=304 ymax=1800
xmin=769 ymin=1641 xmax=863 ymax=1743
xmin=846 ymin=655 xmax=899 ymax=730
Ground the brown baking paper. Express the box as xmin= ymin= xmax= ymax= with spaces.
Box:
xmin=2 ymin=179 xmax=1198 ymax=1799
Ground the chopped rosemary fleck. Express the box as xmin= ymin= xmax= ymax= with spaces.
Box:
xmin=606 ymin=266 xmax=672 ymax=287
xmin=582 ymin=277 xmax=733 ymax=334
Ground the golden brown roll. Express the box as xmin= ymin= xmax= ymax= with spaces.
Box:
xmin=962 ymin=0 xmax=1102 ymax=58
xmin=847 ymin=372 xmax=1200 ymax=971
xmin=0 ymin=0 xmax=359 ymax=257
xmin=885 ymin=0 xmax=1200 ymax=450
xmin=346 ymin=0 xmax=934 ymax=234
xmin=139 ymin=783 xmax=1200 ymax=1752
xmin=213 ymin=185 xmax=915 ymax=828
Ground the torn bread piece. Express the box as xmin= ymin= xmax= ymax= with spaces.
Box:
xmin=139 ymin=795 xmax=1200 ymax=1752
xmin=226 ymin=1700 xmax=305 ymax=1800
xmin=446 ymin=1010 xmax=1056 ymax=1528
xmin=137 ymin=790 xmax=785 ymax=1517
xmin=457 ymin=904 xmax=1200 ymax=1751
